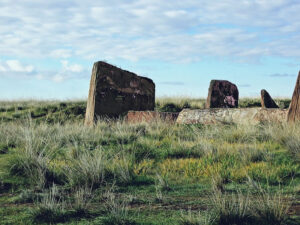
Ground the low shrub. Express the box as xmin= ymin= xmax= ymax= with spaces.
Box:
xmin=179 ymin=210 xmax=216 ymax=225
xmin=252 ymin=186 xmax=292 ymax=225
xmin=159 ymin=103 xmax=182 ymax=112
xmin=102 ymin=191 xmax=137 ymax=225
xmin=64 ymin=149 xmax=106 ymax=188
xmin=30 ymin=184 xmax=67 ymax=223
xmin=211 ymin=187 xmax=252 ymax=225
xmin=9 ymin=148 xmax=50 ymax=189
xmin=210 ymin=177 xmax=294 ymax=225
xmin=72 ymin=186 xmax=93 ymax=215
xmin=108 ymin=153 xmax=135 ymax=185
xmin=285 ymin=136 xmax=300 ymax=162
xmin=102 ymin=215 xmax=137 ymax=225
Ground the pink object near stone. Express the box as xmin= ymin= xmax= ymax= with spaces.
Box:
xmin=224 ymin=96 xmax=236 ymax=107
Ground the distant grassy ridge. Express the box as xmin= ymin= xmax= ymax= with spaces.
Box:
xmin=0 ymin=98 xmax=291 ymax=123
xmin=0 ymin=100 xmax=86 ymax=123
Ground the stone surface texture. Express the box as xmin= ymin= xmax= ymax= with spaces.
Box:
xmin=261 ymin=89 xmax=279 ymax=108
xmin=288 ymin=71 xmax=300 ymax=122
xmin=85 ymin=61 xmax=155 ymax=125
xmin=126 ymin=111 xmax=179 ymax=123
xmin=206 ymin=80 xmax=239 ymax=108
xmin=176 ymin=108 xmax=287 ymax=125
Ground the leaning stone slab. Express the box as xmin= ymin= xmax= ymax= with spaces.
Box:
xmin=176 ymin=108 xmax=287 ymax=125
xmin=85 ymin=61 xmax=155 ymax=125
xmin=261 ymin=89 xmax=279 ymax=108
xmin=126 ymin=111 xmax=179 ymax=123
xmin=206 ymin=80 xmax=239 ymax=108
xmin=287 ymin=71 xmax=300 ymax=122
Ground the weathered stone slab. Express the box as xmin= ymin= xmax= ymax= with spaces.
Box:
xmin=126 ymin=111 xmax=179 ymax=123
xmin=206 ymin=80 xmax=239 ymax=108
xmin=288 ymin=71 xmax=300 ymax=122
xmin=261 ymin=89 xmax=279 ymax=108
xmin=85 ymin=61 xmax=155 ymax=125
xmin=176 ymin=108 xmax=287 ymax=125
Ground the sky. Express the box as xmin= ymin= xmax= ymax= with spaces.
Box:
xmin=0 ymin=0 xmax=300 ymax=99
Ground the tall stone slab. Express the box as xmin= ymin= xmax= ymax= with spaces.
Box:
xmin=85 ymin=61 xmax=155 ymax=125
xmin=261 ymin=89 xmax=279 ymax=108
xmin=206 ymin=80 xmax=239 ymax=108
xmin=287 ymin=71 xmax=300 ymax=122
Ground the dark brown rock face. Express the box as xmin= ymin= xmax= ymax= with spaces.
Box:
xmin=85 ymin=61 xmax=155 ymax=125
xmin=261 ymin=89 xmax=279 ymax=108
xmin=288 ymin=71 xmax=300 ymax=122
xmin=206 ymin=80 xmax=239 ymax=108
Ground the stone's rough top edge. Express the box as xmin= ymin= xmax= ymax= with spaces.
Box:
xmin=210 ymin=79 xmax=237 ymax=86
xmin=93 ymin=61 xmax=155 ymax=84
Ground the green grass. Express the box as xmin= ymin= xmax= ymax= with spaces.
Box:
xmin=0 ymin=98 xmax=299 ymax=225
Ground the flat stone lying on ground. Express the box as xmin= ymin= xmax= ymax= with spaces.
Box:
xmin=85 ymin=61 xmax=155 ymax=125
xmin=261 ymin=89 xmax=279 ymax=108
xmin=288 ymin=71 xmax=300 ymax=122
xmin=176 ymin=108 xmax=287 ymax=125
xmin=126 ymin=111 xmax=179 ymax=123
xmin=206 ymin=80 xmax=239 ymax=108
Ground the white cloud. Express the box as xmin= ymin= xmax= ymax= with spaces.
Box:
xmin=164 ymin=10 xmax=187 ymax=18
xmin=50 ymin=60 xmax=85 ymax=82
xmin=0 ymin=59 xmax=85 ymax=83
xmin=68 ymin=64 xmax=83 ymax=73
xmin=6 ymin=60 xmax=34 ymax=73
xmin=61 ymin=60 xmax=83 ymax=73
xmin=0 ymin=0 xmax=299 ymax=62
xmin=50 ymin=49 xmax=72 ymax=58
xmin=0 ymin=65 xmax=6 ymax=72
xmin=52 ymin=74 xmax=65 ymax=83
xmin=0 ymin=60 xmax=34 ymax=75
xmin=35 ymin=74 xmax=44 ymax=80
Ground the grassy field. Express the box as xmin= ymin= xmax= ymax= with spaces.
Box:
xmin=0 ymin=98 xmax=299 ymax=225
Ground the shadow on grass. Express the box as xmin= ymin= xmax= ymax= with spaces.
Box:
xmin=31 ymin=207 xmax=99 ymax=224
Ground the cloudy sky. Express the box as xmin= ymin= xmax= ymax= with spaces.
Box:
xmin=0 ymin=0 xmax=300 ymax=99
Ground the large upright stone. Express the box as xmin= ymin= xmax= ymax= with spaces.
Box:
xmin=85 ymin=61 xmax=155 ymax=125
xmin=206 ymin=80 xmax=239 ymax=108
xmin=261 ymin=89 xmax=279 ymax=108
xmin=287 ymin=71 xmax=300 ymax=122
